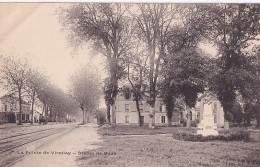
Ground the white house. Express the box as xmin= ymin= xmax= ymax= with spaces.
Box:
xmin=0 ymin=94 xmax=31 ymax=123
xmin=114 ymin=87 xmax=225 ymax=127
xmin=115 ymin=90 xmax=168 ymax=126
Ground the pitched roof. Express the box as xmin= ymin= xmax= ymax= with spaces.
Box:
xmin=0 ymin=94 xmax=30 ymax=105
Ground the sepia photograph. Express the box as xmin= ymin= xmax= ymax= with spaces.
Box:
xmin=0 ymin=2 xmax=259 ymax=167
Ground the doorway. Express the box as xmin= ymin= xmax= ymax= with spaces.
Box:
xmin=8 ymin=113 xmax=16 ymax=123
xmin=140 ymin=116 xmax=144 ymax=126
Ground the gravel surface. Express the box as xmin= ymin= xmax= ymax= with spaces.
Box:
xmin=9 ymin=124 xmax=102 ymax=167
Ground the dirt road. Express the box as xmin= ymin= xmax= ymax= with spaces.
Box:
xmin=6 ymin=124 xmax=102 ymax=167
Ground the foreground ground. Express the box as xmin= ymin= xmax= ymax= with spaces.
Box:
xmin=76 ymin=126 xmax=260 ymax=167
xmin=10 ymin=124 xmax=102 ymax=167
xmin=0 ymin=123 xmax=102 ymax=167
xmin=2 ymin=124 xmax=259 ymax=167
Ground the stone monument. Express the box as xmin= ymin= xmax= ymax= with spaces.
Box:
xmin=197 ymin=101 xmax=218 ymax=136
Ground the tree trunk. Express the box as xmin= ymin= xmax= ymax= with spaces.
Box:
xmin=45 ymin=105 xmax=48 ymax=116
xmin=167 ymin=112 xmax=172 ymax=127
xmin=148 ymin=85 xmax=155 ymax=129
xmin=42 ymin=104 xmax=45 ymax=115
xmin=110 ymin=70 xmax=118 ymax=127
xmin=31 ymin=90 xmax=35 ymax=124
xmin=82 ymin=107 xmax=85 ymax=124
xmin=246 ymin=112 xmax=251 ymax=126
xmin=109 ymin=46 xmax=119 ymax=127
xmin=50 ymin=107 xmax=54 ymax=123
xmin=111 ymin=100 xmax=116 ymax=126
xmin=256 ymin=109 xmax=260 ymax=128
xmin=18 ymin=89 xmax=22 ymax=125
xmin=243 ymin=112 xmax=246 ymax=126
xmin=106 ymin=103 xmax=111 ymax=124
xmin=86 ymin=110 xmax=89 ymax=123
xmin=187 ymin=107 xmax=191 ymax=129
xmin=135 ymin=99 xmax=141 ymax=127
xmin=58 ymin=111 xmax=61 ymax=123
xmin=149 ymin=105 xmax=155 ymax=129
xmin=166 ymin=97 xmax=174 ymax=127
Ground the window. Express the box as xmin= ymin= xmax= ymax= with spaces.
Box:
xmin=213 ymin=102 xmax=217 ymax=113
xmin=22 ymin=114 xmax=25 ymax=120
xmin=159 ymin=105 xmax=163 ymax=112
xmin=139 ymin=104 xmax=143 ymax=112
xmin=197 ymin=112 xmax=200 ymax=120
xmin=125 ymin=115 xmax=129 ymax=123
xmin=4 ymin=105 xmax=7 ymax=111
xmin=125 ymin=91 xmax=131 ymax=100
xmin=26 ymin=114 xmax=30 ymax=121
xmin=125 ymin=104 xmax=130 ymax=112
xmin=214 ymin=113 xmax=217 ymax=123
xmin=161 ymin=116 xmax=166 ymax=123
xmin=140 ymin=116 xmax=144 ymax=125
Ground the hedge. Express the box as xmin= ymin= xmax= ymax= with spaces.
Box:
xmin=173 ymin=128 xmax=250 ymax=142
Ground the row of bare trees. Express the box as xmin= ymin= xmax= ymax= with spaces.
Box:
xmin=59 ymin=4 xmax=260 ymax=128
xmin=0 ymin=55 xmax=76 ymax=125
xmin=69 ymin=64 xmax=102 ymax=124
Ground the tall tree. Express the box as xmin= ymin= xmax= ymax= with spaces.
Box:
xmin=47 ymin=85 xmax=76 ymax=122
xmin=162 ymin=48 xmax=208 ymax=129
xmin=69 ymin=65 xmax=102 ymax=124
xmin=36 ymin=76 xmax=51 ymax=117
xmin=0 ymin=55 xmax=30 ymax=125
xmin=103 ymin=77 xmax=112 ymax=124
xmin=26 ymin=69 xmax=46 ymax=124
xmin=160 ymin=4 xmax=210 ymax=127
xmin=204 ymin=4 xmax=260 ymax=121
xmin=59 ymin=3 xmax=132 ymax=125
xmin=126 ymin=40 xmax=149 ymax=126
xmin=129 ymin=4 xmax=176 ymax=128
xmin=245 ymin=46 xmax=260 ymax=128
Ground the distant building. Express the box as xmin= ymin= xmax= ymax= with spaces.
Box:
xmin=115 ymin=89 xmax=168 ymax=126
xmin=0 ymin=94 xmax=31 ymax=123
xmin=114 ymin=87 xmax=225 ymax=127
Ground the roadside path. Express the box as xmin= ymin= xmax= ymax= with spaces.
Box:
xmin=9 ymin=124 xmax=102 ymax=167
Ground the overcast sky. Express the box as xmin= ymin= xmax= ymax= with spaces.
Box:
xmin=0 ymin=3 xmax=106 ymax=96
xmin=0 ymin=3 xmax=218 ymax=99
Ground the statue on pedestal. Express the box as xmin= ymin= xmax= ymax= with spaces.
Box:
xmin=197 ymin=96 xmax=218 ymax=136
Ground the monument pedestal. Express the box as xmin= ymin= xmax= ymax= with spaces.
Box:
xmin=197 ymin=102 xmax=218 ymax=136
xmin=197 ymin=123 xmax=218 ymax=136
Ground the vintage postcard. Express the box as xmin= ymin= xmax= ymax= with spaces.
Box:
xmin=0 ymin=2 xmax=259 ymax=167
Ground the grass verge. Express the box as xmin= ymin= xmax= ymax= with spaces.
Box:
xmin=76 ymin=126 xmax=260 ymax=167
xmin=98 ymin=125 xmax=197 ymax=136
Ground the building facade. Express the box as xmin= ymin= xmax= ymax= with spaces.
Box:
xmin=114 ymin=88 xmax=225 ymax=127
xmin=115 ymin=90 xmax=168 ymax=126
xmin=0 ymin=95 xmax=31 ymax=123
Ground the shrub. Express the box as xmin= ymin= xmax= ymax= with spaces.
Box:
xmin=173 ymin=128 xmax=250 ymax=142
xmin=96 ymin=110 xmax=107 ymax=125
xmin=180 ymin=119 xmax=186 ymax=127
xmin=191 ymin=119 xmax=199 ymax=127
